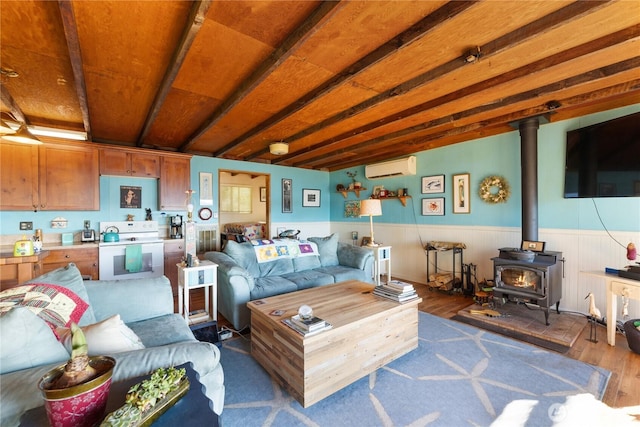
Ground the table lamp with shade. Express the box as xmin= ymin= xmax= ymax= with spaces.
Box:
xmin=360 ymin=199 xmax=382 ymax=246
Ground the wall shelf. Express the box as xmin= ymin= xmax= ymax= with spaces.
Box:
xmin=374 ymin=196 xmax=411 ymax=206
xmin=338 ymin=187 xmax=366 ymax=198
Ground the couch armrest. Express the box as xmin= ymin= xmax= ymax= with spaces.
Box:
xmin=204 ymin=252 xmax=255 ymax=330
xmin=84 ymin=276 xmax=173 ymax=324
xmin=337 ymin=242 xmax=374 ymax=270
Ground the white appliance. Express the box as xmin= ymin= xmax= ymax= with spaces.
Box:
xmin=365 ymin=156 xmax=416 ymax=179
xmin=99 ymin=221 xmax=164 ymax=280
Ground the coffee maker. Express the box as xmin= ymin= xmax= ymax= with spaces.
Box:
xmin=170 ymin=215 xmax=183 ymax=239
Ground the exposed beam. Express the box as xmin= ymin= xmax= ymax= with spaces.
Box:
xmin=305 ymin=61 xmax=640 ymax=170
xmin=136 ymin=0 xmax=213 ymax=146
xmin=180 ymin=0 xmax=346 ymax=152
xmin=284 ymin=25 xmax=640 ymax=165
xmin=214 ymin=0 xmax=479 ymax=156
xmin=58 ymin=0 xmax=92 ymax=140
xmin=246 ymin=0 xmax=613 ymax=161
xmin=0 ymin=85 xmax=26 ymax=123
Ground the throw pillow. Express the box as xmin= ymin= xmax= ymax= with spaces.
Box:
xmin=308 ymin=233 xmax=340 ymax=267
xmin=25 ymin=263 xmax=96 ymax=325
xmin=0 ymin=283 xmax=88 ymax=332
xmin=223 ymin=240 xmax=260 ymax=277
xmin=0 ymin=307 xmax=70 ymax=374
xmin=56 ymin=314 xmax=145 ymax=356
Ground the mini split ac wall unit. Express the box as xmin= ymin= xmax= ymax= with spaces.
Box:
xmin=365 ymin=156 xmax=417 ymax=180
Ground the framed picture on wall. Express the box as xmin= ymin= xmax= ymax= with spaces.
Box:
xmin=302 ymin=189 xmax=321 ymax=207
xmin=422 ymin=198 xmax=445 ymax=216
xmin=282 ymin=178 xmax=292 ymax=213
xmin=260 ymin=187 xmax=267 ymax=202
xmin=452 ymin=173 xmax=470 ymax=214
xmin=199 ymin=172 xmax=213 ymax=206
xmin=120 ymin=186 xmax=141 ymax=208
xmin=422 ymin=175 xmax=444 ymax=194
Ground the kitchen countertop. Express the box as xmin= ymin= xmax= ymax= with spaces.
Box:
xmin=0 ymin=250 xmax=50 ymax=264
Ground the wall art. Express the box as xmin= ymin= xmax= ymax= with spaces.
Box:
xmin=302 ymin=189 xmax=321 ymax=207
xmin=422 ymin=198 xmax=445 ymax=216
xmin=120 ymin=186 xmax=141 ymax=208
xmin=452 ymin=173 xmax=470 ymax=214
xmin=282 ymin=178 xmax=292 ymax=213
xmin=199 ymin=172 xmax=213 ymax=206
xmin=422 ymin=174 xmax=444 ymax=194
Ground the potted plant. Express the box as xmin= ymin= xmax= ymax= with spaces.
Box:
xmin=38 ymin=323 xmax=116 ymax=427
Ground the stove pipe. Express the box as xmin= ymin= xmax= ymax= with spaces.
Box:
xmin=518 ymin=117 xmax=540 ymax=242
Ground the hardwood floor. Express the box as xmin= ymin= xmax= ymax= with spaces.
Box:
xmin=186 ymin=283 xmax=640 ymax=408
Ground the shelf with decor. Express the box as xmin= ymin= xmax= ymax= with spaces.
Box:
xmin=372 ymin=196 xmax=411 ymax=206
xmin=337 ymin=187 xmax=367 ymax=198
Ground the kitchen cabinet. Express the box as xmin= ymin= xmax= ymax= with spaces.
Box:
xmin=99 ymin=148 xmax=160 ymax=177
xmin=158 ymin=155 xmax=191 ymax=211
xmin=0 ymin=141 xmax=99 ymax=211
xmin=42 ymin=247 xmax=99 ymax=280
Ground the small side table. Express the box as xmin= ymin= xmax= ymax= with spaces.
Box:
xmin=369 ymin=245 xmax=391 ymax=286
xmin=177 ymin=260 xmax=218 ymax=324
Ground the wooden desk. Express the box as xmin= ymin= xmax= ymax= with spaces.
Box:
xmin=583 ymin=271 xmax=640 ymax=346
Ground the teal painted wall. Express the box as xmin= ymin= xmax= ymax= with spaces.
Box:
xmin=331 ymin=104 xmax=640 ymax=232
xmin=1 ymin=104 xmax=637 ymax=235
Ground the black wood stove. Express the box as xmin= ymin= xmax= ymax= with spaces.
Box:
xmin=492 ymin=248 xmax=563 ymax=325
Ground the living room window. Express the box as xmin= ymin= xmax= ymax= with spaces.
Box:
xmin=220 ymin=185 xmax=252 ymax=213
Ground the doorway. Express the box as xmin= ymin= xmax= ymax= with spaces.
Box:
xmin=218 ymin=170 xmax=270 ymax=247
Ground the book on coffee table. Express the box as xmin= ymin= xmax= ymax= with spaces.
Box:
xmin=290 ymin=314 xmax=326 ymax=331
xmin=282 ymin=318 xmax=332 ymax=336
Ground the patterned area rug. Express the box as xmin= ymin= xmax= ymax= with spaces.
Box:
xmin=219 ymin=312 xmax=611 ymax=427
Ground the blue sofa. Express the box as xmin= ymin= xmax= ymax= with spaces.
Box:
xmin=0 ymin=264 xmax=224 ymax=426
xmin=204 ymin=234 xmax=374 ymax=330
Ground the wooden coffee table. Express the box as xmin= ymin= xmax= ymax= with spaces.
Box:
xmin=247 ymin=280 xmax=421 ymax=407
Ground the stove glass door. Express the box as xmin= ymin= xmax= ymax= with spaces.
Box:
xmin=495 ymin=265 xmax=545 ymax=296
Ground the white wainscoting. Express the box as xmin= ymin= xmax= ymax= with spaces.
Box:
xmin=331 ymin=221 xmax=640 ymax=319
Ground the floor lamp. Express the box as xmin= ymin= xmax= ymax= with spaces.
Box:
xmin=360 ymin=199 xmax=382 ymax=246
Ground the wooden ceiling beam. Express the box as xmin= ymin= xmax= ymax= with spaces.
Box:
xmin=0 ymin=85 xmax=26 ymax=124
xmin=180 ymin=0 xmax=346 ymax=153
xmin=216 ymin=0 xmax=479 ymax=157
xmin=136 ymin=0 xmax=212 ymax=147
xmin=58 ymin=0 xmax=92 ymax=140
xmin=303 ymin=62 xmax=640 ymax=170
xmin=247 ymin=0 xmax=613 ymax=162
xmin=282 ymin=25 xmax=639 ymax=165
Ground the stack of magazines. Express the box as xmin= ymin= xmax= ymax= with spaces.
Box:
xmin=282 ymin=315 xmax=332 ymax=336
xmin=373 ymin=280 xmax=419 ymax=302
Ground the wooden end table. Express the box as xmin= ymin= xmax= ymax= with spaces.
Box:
xmin=247 ymin=280 xmax=421 ymax=407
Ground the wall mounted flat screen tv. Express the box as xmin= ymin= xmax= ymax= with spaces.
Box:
xmin=564 ymin=111 xmax=640 ymax=198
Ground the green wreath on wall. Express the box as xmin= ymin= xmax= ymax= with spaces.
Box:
xmin=479 ymin=175 xmax=511 ymax=204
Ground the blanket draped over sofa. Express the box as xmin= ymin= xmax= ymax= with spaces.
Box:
xmin=0 ymin=264 xmax=224 ymax=426
xmin=204 ymin=234 xmax=374 ymax=330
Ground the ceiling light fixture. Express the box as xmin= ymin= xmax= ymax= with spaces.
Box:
xmin=0 ymin=119 xmax=87 ymax=141
xmin=0 ymin=119 xmax=15 ymax=134
xmin=1 ymin=123 xmax=42 ymax=144
xmin=269 ymin=141 xmax=289 ymax=155
xmin=464 ymin=46 xmax=481 ymax=63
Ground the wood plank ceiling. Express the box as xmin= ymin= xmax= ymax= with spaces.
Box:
xmin=1 ymin=0 xmax=639 ymax=171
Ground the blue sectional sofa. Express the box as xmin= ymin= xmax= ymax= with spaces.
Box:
xmin=0 ymin=264 xmax=224 ymax=426
xmin=204 ymin=234 xmax=374 ymax=330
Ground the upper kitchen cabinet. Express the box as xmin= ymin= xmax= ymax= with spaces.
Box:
xmin=158 ymin=155 xmax=191 ymax=211
xmin=0 ymin=141 xmax=99 ymax=211
xmin=99 ymin=148 xmax=160 ymax=178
